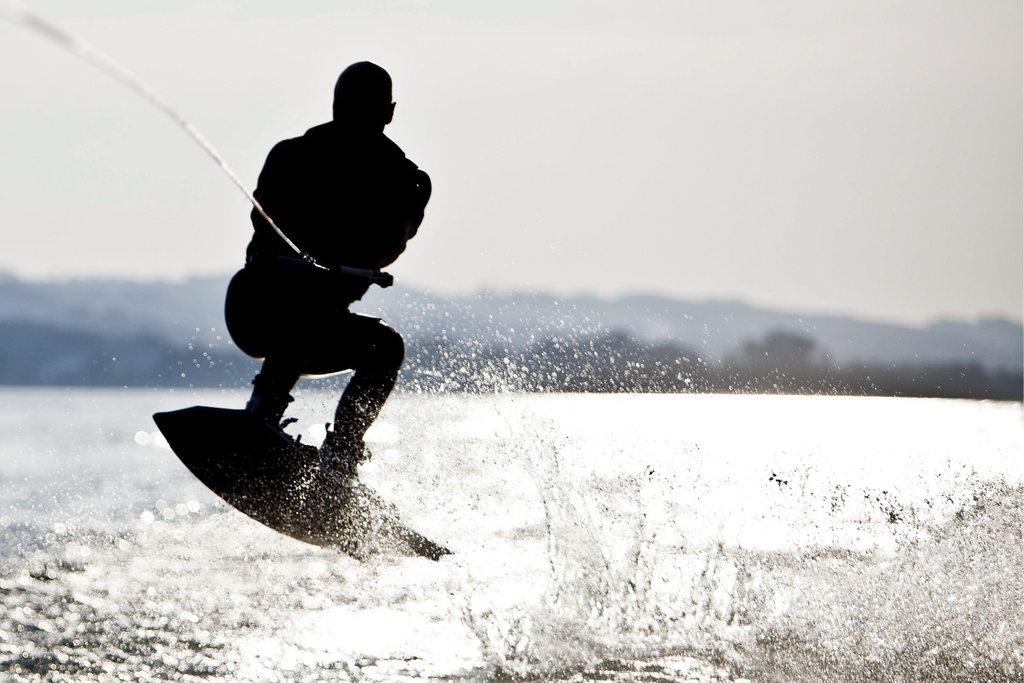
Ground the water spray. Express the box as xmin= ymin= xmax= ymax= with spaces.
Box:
xmin=0 ymin=1 xmax=392 ymax=286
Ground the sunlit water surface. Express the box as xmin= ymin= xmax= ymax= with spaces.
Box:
xmin=0 ymin=389 xmax=1021 ymax=682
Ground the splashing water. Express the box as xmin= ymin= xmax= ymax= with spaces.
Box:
xmin=4 ymin=389 xmax=1019 ymax=681
xmin=476 ymin=396 xmax=1024 ymax=682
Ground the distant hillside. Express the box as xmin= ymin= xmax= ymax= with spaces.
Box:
xmin=357 ymin=287 xmax=1023 ymax=372
xmin=0 ymin=271 xmax=230 ymax=342
xmin=0 ymin=272 xmax=1020 ymax=393
xmin=0 ymin=319 xmax=255 ymax=387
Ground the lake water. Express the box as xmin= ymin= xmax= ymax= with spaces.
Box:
xmin=0 ymin=388 xmax=1021 ymax=682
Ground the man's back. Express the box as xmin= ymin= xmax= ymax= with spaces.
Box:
xmin=247 ymin=121 xmax=428 ymax=271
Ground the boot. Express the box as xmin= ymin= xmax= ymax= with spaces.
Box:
xmin=318 ymin=425 xmax=372 ymax=481
xmin=244 ymin=380 xmax=294 ymax=429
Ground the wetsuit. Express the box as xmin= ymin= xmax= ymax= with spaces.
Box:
xmin=225 ymin=120 xmax=430 ymax=449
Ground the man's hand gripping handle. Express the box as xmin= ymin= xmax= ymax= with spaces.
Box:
xmin=334 ymin=264 xmax=394 ymax=288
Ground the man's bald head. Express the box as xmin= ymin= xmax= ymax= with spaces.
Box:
xmin=333 ymin=62 xmax=395 ymax=130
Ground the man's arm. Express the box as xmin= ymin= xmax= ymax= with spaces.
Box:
xmin=370 ymin=165 xmax=431 ymax=268
xmin=405 ymin=169 xmax=432 ymax=240
xmin=248 ymin=140 xmax=304 ymax=259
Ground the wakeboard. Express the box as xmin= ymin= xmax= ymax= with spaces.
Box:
xmin=152 ymin=406 xmax=450 ymax=561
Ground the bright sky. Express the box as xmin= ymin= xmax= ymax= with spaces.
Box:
xmin=0 ymin=0 xmax=1020 ymax=325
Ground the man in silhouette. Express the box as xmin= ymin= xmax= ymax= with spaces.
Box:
xmin=225 ymin=62 xmax=431 ymax=478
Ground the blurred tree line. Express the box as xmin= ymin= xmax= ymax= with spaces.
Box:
xmin=401 ymin=329 xmax=1023 ymax=400
xmin=1 ymin=320 xmax=1020 ymax=400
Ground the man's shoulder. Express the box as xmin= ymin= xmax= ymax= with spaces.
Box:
xmin=302 ymin=122 xmax=336 ymax=140
xmin=263 ymin=123 xmax=333 ymax=162
xmin=266 ymin=123 xmax=415 ymax=170
xmin=379 ymin=134 xmax=411 ymax=161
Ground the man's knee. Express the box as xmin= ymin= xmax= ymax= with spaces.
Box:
xmin=372 ymin=322 xmax=405 ymax=371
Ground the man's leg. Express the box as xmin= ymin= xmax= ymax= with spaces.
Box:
xmin=246 ymin=353 xmax=304 ymax=426
xmin=226 ymin=265 xmax=305 ymax=427
xmin=317 ymin=315 xmax=405 ymax=468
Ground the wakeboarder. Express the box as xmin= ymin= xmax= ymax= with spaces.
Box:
xmin=224 ymin=62 xmax=431 ymax=480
